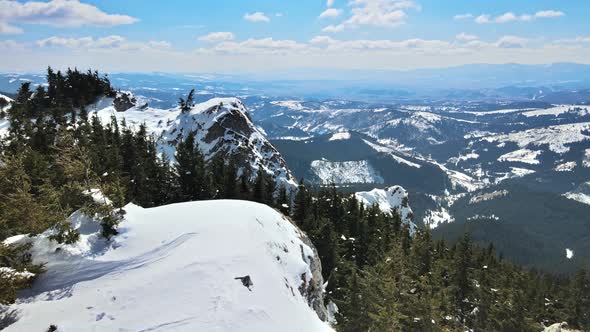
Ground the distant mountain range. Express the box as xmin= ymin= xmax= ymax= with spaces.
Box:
xmin=3 ymin=63 xmax=590 ymax=103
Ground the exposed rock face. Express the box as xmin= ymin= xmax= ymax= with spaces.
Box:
xmin=161 ymin=98 xmax=297 ymax=190
xmin=290 ymin=215 xmax=328 ymax=321
xmin=113 ymin=92 xmax=137 ymax=112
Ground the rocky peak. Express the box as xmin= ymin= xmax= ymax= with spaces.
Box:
xmin=162 ymin=97 xmax=297 ymax=190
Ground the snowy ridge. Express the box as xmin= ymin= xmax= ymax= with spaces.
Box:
xmin=482 ymin=122 xmax=590 ymax=154
xmin=93 ymin=95 xmax=297 ymax=190
xmin=355 ymin=186 xmax=416 ymax=233
xmin=522 ymin=105 xmax=589 ymax=117
xmin=4 ymin=200 xmax=332 ymax=332
xmin=363 ymin=139 xmax=422 ymax=168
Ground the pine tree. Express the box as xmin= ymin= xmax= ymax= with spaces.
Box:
xmin=293 ymin=179 xmax=309 ymax=223
xmin=276 ymin=184 xmax=289 ymax=214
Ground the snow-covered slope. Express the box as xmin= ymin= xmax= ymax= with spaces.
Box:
xmin=4 ymin=200 xmax=332 ymax=332
xmin=92 ymin=95 xmax=297 ymax=190
xmin=355 ymin=186 xmax=416 ymax=232
xmin=310 ymin=159 xmax=384 ymax=184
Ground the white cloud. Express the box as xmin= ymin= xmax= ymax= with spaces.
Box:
xmin=202 ymin=38 xmax=310 ymax=56
xmin=199 ymin=32 xmax=235 ymax=43
xmin=36 ymin=35 xmax=170 ymax=51
xmin=496 ymin=35 xmax=527 ymax=48
xmin=456 ymin=33 xmax=477 ymax=41
xmin=535 ymin=10 xmax=565 ymax=18
xmin=473 ymin=10 xmax=564 ymax=24
xmin=319 ymin=8 xmax=343 ymax=19
xmin=495 ymin=12 xmax=518 ymax=23
xmin=323 ymin=24 xmax=345 ymax=33
xmin=326 ymin=0 xmax=335 ymax=7
xmin=3 ymin=33 xmax=590 ymax=73
xmin=0 ymin=22 xmax=23 ymax=34
xmin=454 ymin=13 xmax=473 ymax=20
xmin=309 ymin=35 xmax=336 ymax=45
xmin=323 ymin=0 xmax=419 ymax=32
xmin=0 ymin=0 xmax=138 ymax=28
xmin=244 ymin=12 xmax=270 ymax=23
xmin=475 ymin=15 xmax=491 ymax=24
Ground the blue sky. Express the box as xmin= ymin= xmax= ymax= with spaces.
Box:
xmin=1 ymin=0 xmax=590 ymax=73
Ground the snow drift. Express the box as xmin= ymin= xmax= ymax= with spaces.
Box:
xmin=2 ymin=200 xmax=332 ymax=332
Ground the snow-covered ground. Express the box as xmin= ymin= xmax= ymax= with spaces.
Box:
xmin=498 ymin=149 xmax=542 ymax=165
xmin=423 ymin=207 xmax=454 ymax=229
xmin=3 ymin=200 xmax=332 ymax=332
xmin=583 ymin=149 xmax=590 ymax=168
xmin=482 ymin=122 xmax=590 ymax=154
xmin=522 ymin=105 xmax=589 ymax=117
xmin=434 ymin=162 xmax=483 ymax=192
xmin=355 ymin=186 xmax=416 ymax=232
xmin=310 ymin=159 xmax=384 ymax=184
xmin=564 ymin=192 xmax=590 ymax=206
xmin=363 ymin=140 xmax=421 ymax=168
xmin=554 ymin=161 xmax=577 ymax=172
xmin=328 ymin=132 xmax=351 ymax=141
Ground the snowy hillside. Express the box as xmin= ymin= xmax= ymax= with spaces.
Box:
xmin=310 ymin=159 xmax=384 ymax=184
xmin=355 ymin=186 xmax=416 ymax=232
xmin=3 ymin=200 xmax=332 ymax=331
xmin=91 ymin=95 xmax=297 ymax=190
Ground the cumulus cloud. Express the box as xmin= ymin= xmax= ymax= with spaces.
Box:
xmin=535 ymin=10 xmax=565 ymax=18
xmin=0 ymin=0 xmax=138 ymax=27
xmin=326 ymin=0 xmax=335 ymax=7
xmin=3 ymin=33 xmax=590 ymax=73
xmin=36 ymin=35 xmax=170 ymax=51
xmin=323 ymin=24 xmax=345 ymax=33
xmin=244 ymin=12 xmax=270 ymax=23
xmin=0 ymin=22 xmax=23 ymax=34
xmin=456 ymin=33 xmax=477 ymax=41
xmin=319 ymin=8 xmax=343 ymax=19
xmin=322 ymin=0 xmax=419 ymax=32
xmin=496 ymin=35 xmax=527 ymax=48
xmin=473 ymin=10 xmax=565 ymax=24
xmin=474 ymin=15 xmax=491 ymax=24
xmin=203 ymin=38 xmax=309 ymax=56
xmin=198 ymin=32 xmax=235 ymax=43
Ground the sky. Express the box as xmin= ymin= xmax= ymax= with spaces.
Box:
xmin=1 ymin=0 xmax=590 ymax=74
